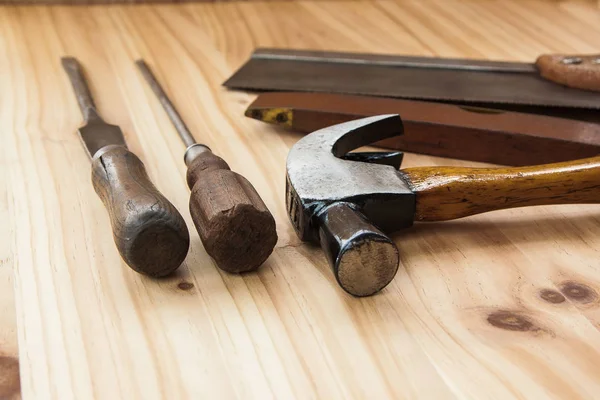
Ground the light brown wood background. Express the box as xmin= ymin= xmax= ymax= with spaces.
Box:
xmin=2 ymin=1 xmax=600 ymax=399
xmin=0 ymin=0 xmax=597 ymax=4
xmin=0 ymin=0 xmax=295 ymax=3
xmin=1 ymin=123 xmax=19 ymax=399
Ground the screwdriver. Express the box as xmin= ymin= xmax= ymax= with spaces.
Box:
xmin=135 ymin=60 xmax=277 ymax=273
xmin=61 ymin=57 xmax=190 ymax=277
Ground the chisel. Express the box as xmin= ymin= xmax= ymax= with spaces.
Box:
xmin=135 ymin=60 xmax=277 ymax=273
xmin=61 ymin=57 xmax=190 ymax=277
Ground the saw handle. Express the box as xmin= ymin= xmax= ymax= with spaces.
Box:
xmin=401 ymin=155 xmax=600 ymax=222
xmin=536 ymin=54 xmax=600 ymax=92
xmin=91 ymin=145 xmax=190 ymax=276
xmin=185 ymin=150 xmax=277 ymax=273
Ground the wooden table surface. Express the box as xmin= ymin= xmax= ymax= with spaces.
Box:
xmin=2 ymin=1 xmax=600 ymax=399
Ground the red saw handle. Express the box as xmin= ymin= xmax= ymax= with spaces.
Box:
xmin=536 ymin=54 xmax=600 ymax=92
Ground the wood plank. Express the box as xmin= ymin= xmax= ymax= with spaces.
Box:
xmin=0 ymin=30 xmax=21 ymax=398
xmin=0 ymin=219 xmax=20 ymax=400
xmin=2 ymin=1 xmax=600 ymax=399
xmin=0 ymin=0 xmax=295 ymax=3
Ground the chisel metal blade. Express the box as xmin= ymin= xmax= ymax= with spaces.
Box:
xmin=62 ymin=57 xmax=127 ymax=158
xmin=77 ymin=116 xmax=127 ymax=158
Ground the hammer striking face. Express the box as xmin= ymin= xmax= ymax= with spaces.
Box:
xmin=286 ymin=115 xmax=600 ymax=297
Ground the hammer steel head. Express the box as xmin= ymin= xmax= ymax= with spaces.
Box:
xmin=285 ymin=114 xmax=415 ymax=296
xmin=286 ymin=114 xmax=415 ymax=242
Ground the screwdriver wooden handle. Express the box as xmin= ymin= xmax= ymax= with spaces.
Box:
xmin=91 ymin=145 xmax=190 ymax=276
xmin=401 ymin=155 xmax=600 ymax=222
xmin=185 ymin=150 xmax=277 ymax=273
xmin=536 ymin=54 xmax=600 ymax=92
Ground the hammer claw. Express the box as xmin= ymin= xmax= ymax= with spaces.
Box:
xmin=330 ymin=114 xmax=404 ymax=156
xmin=342 ymin=151 xmax=404 ymax=169
xmin=287 ymin=114 xmax=600 ymax=298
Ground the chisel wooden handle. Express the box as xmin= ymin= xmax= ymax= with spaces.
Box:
xmin=536 ymin=54 xmax=600 ymax=92
xmin=185 ymin=149 xmax=277 ymax=273
xmin=91 ymin=145 xmax=190 ymax=276
xmin=401 ymin=155 xmax=600 ymax=221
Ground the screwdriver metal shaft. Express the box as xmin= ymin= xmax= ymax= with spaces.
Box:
xmin=136 ymin=60 xmax=204 ymax=151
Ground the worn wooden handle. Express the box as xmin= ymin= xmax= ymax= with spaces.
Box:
xmin=185 ymin=151 xmax=277 ymax=273
xmin=401 ymin=155 xmax=600 ymax=222
xmin=91 ymin=145 xmax=190 ymax=276
xmin=536 ymin=54 xmax=600 ymax=92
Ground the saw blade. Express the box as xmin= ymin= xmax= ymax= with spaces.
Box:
xmin=224 ymin=49 xmax=600 ymax=110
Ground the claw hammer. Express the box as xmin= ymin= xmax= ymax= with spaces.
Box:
xmin=286 ymin=115 xmax=600 ymax=297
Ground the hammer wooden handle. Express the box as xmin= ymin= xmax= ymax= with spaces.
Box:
xmin=91 ymin=145 xmax=190 ymax=276
xmin=185 ymin=151 xmax=277 ymax=273
xmin=401 ymin=155 xmax=600 ymax=222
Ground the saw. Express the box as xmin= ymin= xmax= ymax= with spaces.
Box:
xmin=224 ymin=48 xmax=600 ymax=110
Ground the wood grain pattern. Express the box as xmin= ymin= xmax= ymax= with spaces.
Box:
xmin=402 ymin=155 xmax=600 ymax=221
xmin=1 ymin=38 xmax=22 ymax=400
xmin=0 ymin=0 xmax=294 ymax=3
xmin=0 ymin=244 xmax=20 ymax=400
xmin=2 ymin=1 xmax=600 ymax=399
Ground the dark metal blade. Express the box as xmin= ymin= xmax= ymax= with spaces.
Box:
xmin=224 ymin=49 xmax=600 ymax=110
xmin=343 ymin=152 xmax=404 ymax=169
xmin=61 ymin=57 xmax=127 ymax=158
xmin=77 ymin=110 xmax=127 ymax=157
xmin=246 ymin=48 xmax=537 ymax=73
